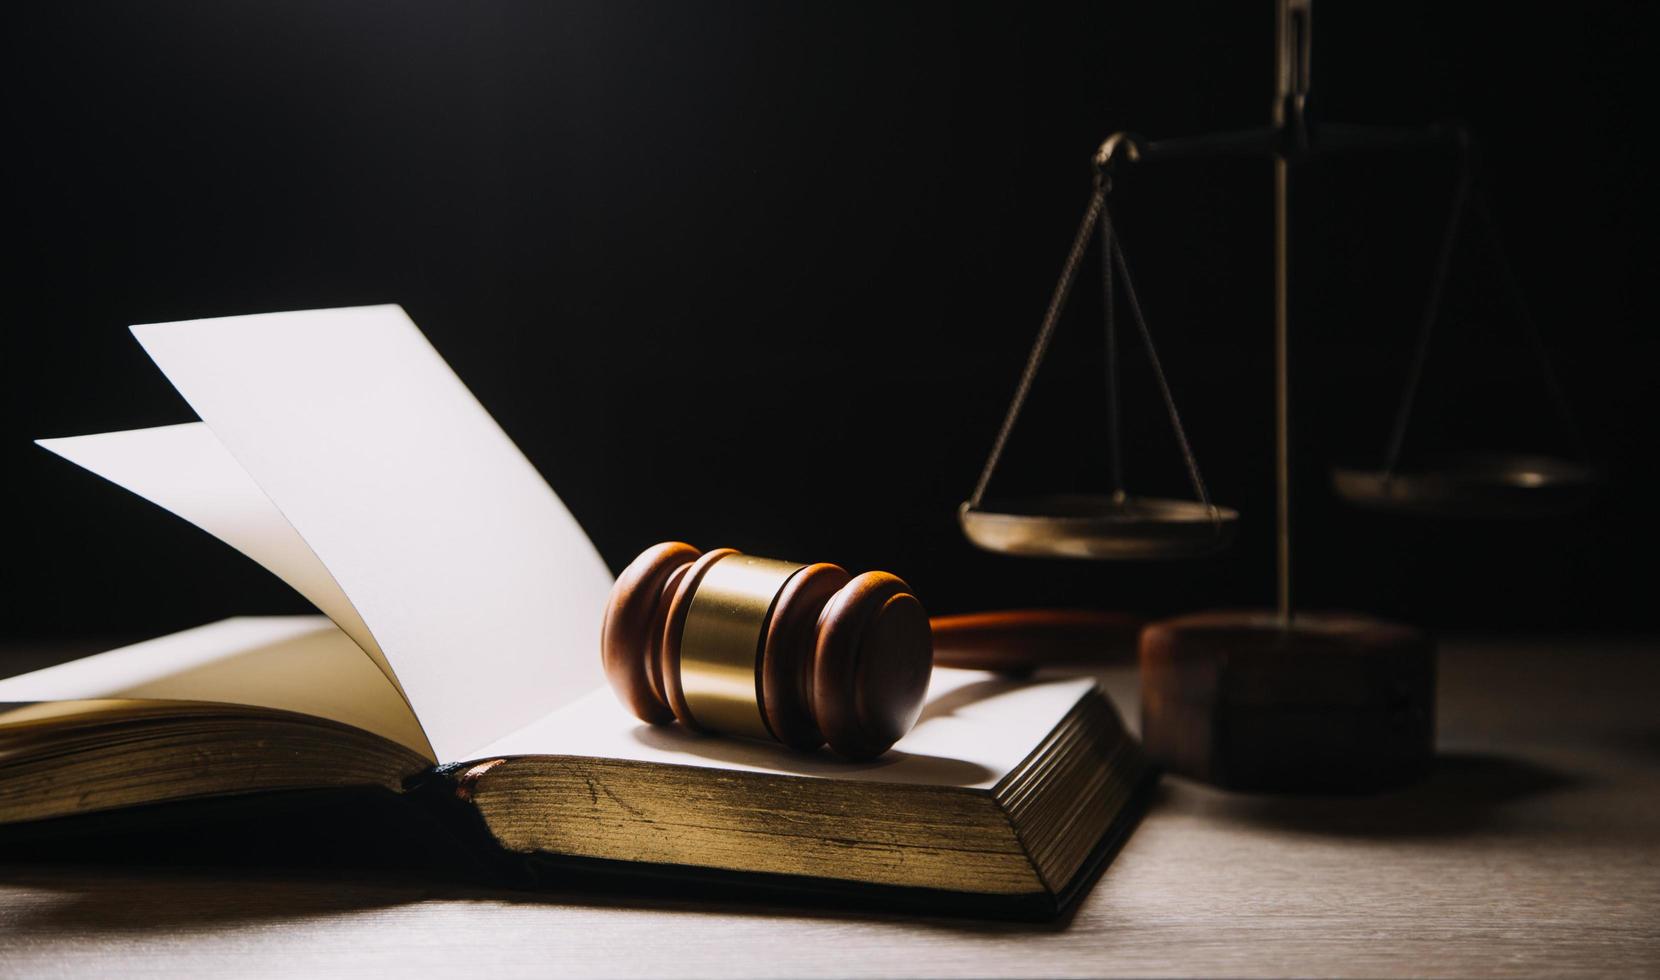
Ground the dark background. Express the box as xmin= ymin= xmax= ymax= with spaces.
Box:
xmin=4 ymin=1 xmax=1655 ymax=652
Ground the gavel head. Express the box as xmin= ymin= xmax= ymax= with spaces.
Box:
xmin=601 ymin=542 xmax=934 ymax=760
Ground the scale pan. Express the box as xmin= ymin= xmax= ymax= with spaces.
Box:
xmin=1331 ymin=453 xmax=1600 ymax=518
xmin=959 ymin=493 xmax=1238 ymax=560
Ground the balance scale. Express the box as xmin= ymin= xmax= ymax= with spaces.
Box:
xmin=957 ymin=0 xmax=1598 ymax=792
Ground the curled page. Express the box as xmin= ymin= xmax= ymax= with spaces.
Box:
xmin=128 ymin=305 xmax=614 ymax=764
xmin=35 ymin=423 xmax=400 ymax=702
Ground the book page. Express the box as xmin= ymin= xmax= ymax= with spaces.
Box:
xmin=35 ymin=423 xmax=400 ymax=702
xmin=132 ymin=305 xmax=613 ymax=764
xmin=478 ymin=669 xmax=1097 ymax=790
xmin=0 ymin=617 xmax=432 ymax=760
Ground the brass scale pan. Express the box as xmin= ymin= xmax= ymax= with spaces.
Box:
xmin=957 ymin=158 xmax=1239 ymax=562
xmin=1331 ymin=453 xmax=1598 ymax=519
xmin=1328 ymin=144 xmax=1601 ymax=521
xmin=959 ymin=494 xmax=1236 ymax=560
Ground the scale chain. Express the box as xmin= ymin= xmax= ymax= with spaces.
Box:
xmin=1384 ymin=149 xmax=1587 ymax=477
xmin=1101 ymin=191 xmax=1125 ymax=496
xmin=1104 ymin=205 xmax=1216 ymax=515
xmin=1383 ymin=152 xmax=1472 ymax=477
xmin=968 ymin=186 xmax=1106 ymax=509
xmin=1473 ymin=178 xmax=1587 ymax=452
xmin=969 ymin=184 xmax=1218 ymax=519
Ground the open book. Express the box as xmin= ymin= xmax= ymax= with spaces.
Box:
xmin=0 ymin=306 xmax=1152 ymax=917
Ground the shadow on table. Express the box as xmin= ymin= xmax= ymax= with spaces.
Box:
xmin=1600 ymin=724 xmax=1660 ymax=764
xmin=1216 ymin=751 xmax=1581 ymax=838
xmin=0 ymin=864 xmax=1073 ymax=940
xmin=0 ymin=786 xmax=1083 ymax=936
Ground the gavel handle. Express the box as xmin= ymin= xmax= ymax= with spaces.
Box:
xmin=928 ymin=609 xmax=1142 ymax=673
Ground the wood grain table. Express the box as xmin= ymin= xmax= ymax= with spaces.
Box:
xmin=2 ymin=633 xmax=1657 ymax=977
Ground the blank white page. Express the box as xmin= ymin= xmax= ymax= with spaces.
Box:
xmin=480 ymin=669 xmax=1097 ymax=790
xmin=35 ymin=423 xmax=401 ymax=702
xmin=132 ymin=305 xmax=613 ymax=764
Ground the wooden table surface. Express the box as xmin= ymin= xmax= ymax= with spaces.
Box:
xmin=2 ymin=633 xmax=1657 ymax=978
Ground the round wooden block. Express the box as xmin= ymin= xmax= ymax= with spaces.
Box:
xmin=813 ymin=572 xmax=934 ymax=760
xmin=601 ymin=542 xmax=699 ymax=724
xmin=760 ymin=562 xmax=850 ymax=751
xmin=1139 ymin=609 xmax=1436 ymax=794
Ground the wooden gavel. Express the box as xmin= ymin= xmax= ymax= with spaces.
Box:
xmin=601 ymin=542 xmax=1139 ymax=759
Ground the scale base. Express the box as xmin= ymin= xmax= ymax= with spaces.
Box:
xmin=1139 ymin=609 xmax=1436 ymax=794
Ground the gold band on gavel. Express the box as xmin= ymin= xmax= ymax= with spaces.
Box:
xmin=678 ymin=554 xmax=805 ymax=740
